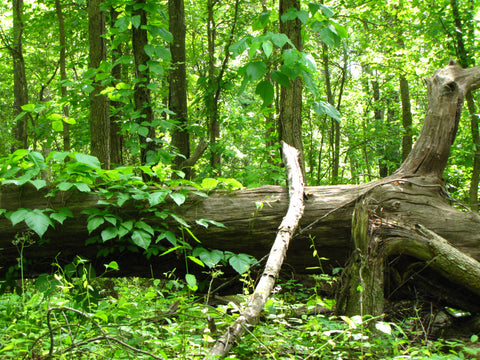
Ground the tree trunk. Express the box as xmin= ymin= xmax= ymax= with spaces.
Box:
xmin=131 ymin=0 xmax=156 ymax=166
xmin=400 ymin=75 xmax=413 ymax=162
xmin=279 ymin=0 xmax=305 ymax=180
xmin=109 ymin=6 xmax=124 ymax=166
xmin=54 ymin=0 xmax=70 ymax=152
xmin=88 ymin=0 xmax=110 ymax=169
xmin=12 ymin=0 xmax=29 ymax=150
xmin=169 ymin=0 xmax=191 ymax=179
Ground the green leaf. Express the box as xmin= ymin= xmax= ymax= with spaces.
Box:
xmin=50 ymin=207 xmax=74 ymax=225
xmin=195 ymin=248 xmax=224 ymax=268
xmin=57 ymin=182 xmax=74 ymax=191
xmin=74 ymin=183 xmax=91 ymax=193
xmin=118 ymin=220 xmax=134 ymax=238
xmin=185 ymin=273 xmax=197 ymax=290
xmin=229 ymin=253 xmax=256 ymax=274
xmin=375 ymin=321 xmax=392 ymax=335
xmin=297 ymin=10 xmax=309 ymax=24
xmin=262 ymin=40 xmax=273 ymax=58
xmin=313 ymin=100 xmax=342 ymax=122
xmin=252 ymin=11 xmax=271 ymax=31
xmin=131 ymin=229 xmax=152 ymax=250
xmin=28 ymin=151 xmax=46 ymax=169
xmin=195 ymin=219 xmax=227 ymax=229
xmin=302 ymin=70 xmax=318 ymax=97
xmin=105 ymin=261 xmax=119 ymax=271
xmin=135 ymin=221 xmax=154 ymax=236
xmin=87 ymin=216 xmax=105 ymax=234
xmin=21 ymin=103 xmax=35 ymax=111
xmin=308 ymin=2 xmax=320 ymax=15
xmin=8 ymin=208 xmax=29 ymax=226
xmin=271 ymin=33 xmax=292 ymax=49
xmin=319 ymin=4 xmax=335 ymax=18
xmin=271 ymin=70 xmax=291 ymax=88
xmin=201 ymin=178 xmax=219 ymax=189
xmin=52 ymin=120 xmax=63 ymax=132
xmin=246 ymin=61 xmax=267 ymax=82
xmin=29 ymin=179 xmax=47 ymax=190
xmin=320 ymin=26 xmax=340 ymax=48
xmin=131 ymin=15 xmax=141 ymax=29
xmin=148 ymin=190 xmax=169 ymax=206
xmin=170 ymin=213 xmax=189 ymax=227
xmin=331 ymin=20 xmax=348 ymax=38
xmin=74 ymin=153 xmax=101 ymax=169
xmin=169 ymin=192 xmax=186 ymax=206
xmin=187 ymin=255 xmax=205 ymax=267
xmin=255 ymin=80 xmax=275 ymax=106
xmin=101 ymin=227 xmax=118 ymax=242
xmin=25 ymin=209 xmax=54 ymax=237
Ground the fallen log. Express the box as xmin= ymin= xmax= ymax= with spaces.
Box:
xmin=0 ymin=61 xmax=480 ymax=318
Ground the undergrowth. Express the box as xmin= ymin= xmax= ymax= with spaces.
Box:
xmin=1 ymin=261 xmax=478 ymax=359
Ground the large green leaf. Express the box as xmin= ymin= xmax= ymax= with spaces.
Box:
xmin=169 ymin=192 xmax=186 ymax=206
xmin=25 ymin=209 xmax=54 ymax=238
xmin=131 ymin=229 xmax=152 ymax=250
xmin=74 ymin=153 xmax=101 ymax=169
xmin=101 ymin=227 xmax=118 ymax=242
xmin=246 ymin=61 xmax=267 ymax=82
xmin=8 ymin=208 xmax=29 ymax=227
xmin=271 ymin=70 xmax=291 ymax=88
xmin=229 ymin=253 xmax=256 ymax=275
xmin=255 ymin=80 xmax=275 ymax=106
xmin=87 ymin=216 xmax=105 ymax=234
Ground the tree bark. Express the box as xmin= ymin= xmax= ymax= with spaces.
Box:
xmin=169 ymin=0 xmax=191 ymax=179
xmin=400 ymin=75 xmax=413 ymax=162
xmin=12 ymin=0 xmax=29 ymax=150
xmin=55 ymin=0 xmax=70 ymax=152
xmin=88 ymin=0 xmax=110 ymax=169
xmin=279 ymin=0 xmax=305 ymax=180
xmin=131 ymin=0 xmax=156 ymax=166
xmin=109 ymin=6 xmax=124 ymax=166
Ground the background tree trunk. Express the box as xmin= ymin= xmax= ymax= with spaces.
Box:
xmin=131 ymin=0 xmax=155 ymax=166
xmin=12 ymin=0 xmax=29 ymax=150
xmin=279 ymin=0 xmax=305 ymax=180
xmin=169 ymin=0 xmax=191 ymax=179
xmin=54 ymin=0 xmax=70 ymax=152
xmin=88 ymin=0 xmax=110 ymax=169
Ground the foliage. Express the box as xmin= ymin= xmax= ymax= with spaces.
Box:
xmin=1 ymin=267 xmax=478 ymax=359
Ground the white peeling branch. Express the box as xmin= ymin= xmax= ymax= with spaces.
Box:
xmin=208 ymin=141 xmax=305 ymax=358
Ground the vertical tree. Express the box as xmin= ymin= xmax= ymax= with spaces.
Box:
xmin=109 ymin=6 xmax=123 ymax=165
xmin=54 ymin=0 xmax=70 ymax=151
xmin=131 ymin=0 xmax=156 ymax=166
xmin=88 ymin=0 xmax=110 ymax=168
xmin=400 ymin=75 xmax=413 ymax=161
xmin=449 ymin=0 xmax=480 ymax=210
xmin=169 ymin=0 xmax=190 ymax=178
xmin=205 ymin=0 xmax=240 ymax=174
xmin=11 ymin=0 xmax=29 ymax=150
xmin=278 ymin=0 xmax=305 ymax=179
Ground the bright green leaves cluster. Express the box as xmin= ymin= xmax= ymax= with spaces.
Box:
xmin=5 ymin=207 xmax=73 ymax=238
xmin=17 ymin=103 xmax=76 ymax=134
xmin=231 ymin=2 xmax=347 ymax=114
xmin=192 ymin=247 xmax=256 ymax=275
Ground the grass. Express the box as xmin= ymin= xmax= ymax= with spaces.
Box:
xmin=0 ymin=262 xmax=479 ymax=359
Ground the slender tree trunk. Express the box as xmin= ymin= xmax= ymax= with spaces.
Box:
xmin=88 ymin=0 xmax=110 ymax=168
xmin=54 ymin=0 xmax=70 ymax=152
xmin=12 ymin=0 xmax=28 ymax=150
xmin=206 ymin=0 xmax=220 ymax=173
xmin=400 ymin=75 xmax=413 ymax=162
xmin=169 ymin=0 xmax=190 ymax=179
xmin=109 ymin=6 xmax=124 ymax=166
xmin=279 ymin=0 xmax=305 ymax=180
xmin=131 ymin=0 xmax=155 ymax=166
xmin=449 ymin=0 xmax=480 ymax=210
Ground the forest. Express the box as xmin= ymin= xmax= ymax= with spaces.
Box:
xmin=1 ymin=0 xmax=480 ymax=358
